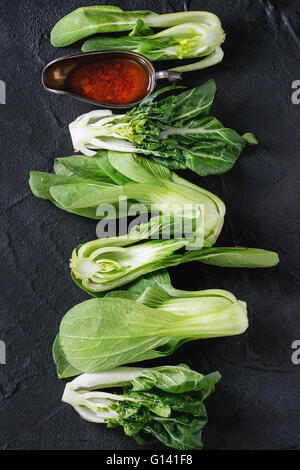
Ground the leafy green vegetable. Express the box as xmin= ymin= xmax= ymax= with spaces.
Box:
xmin=69 ymin=80 xmax=256 ymax=176
xmin=178 ymin=246 xmax=280 ymax=267
xmin=55 ymin=286 xmax=248 ymax=373
xmin=55 ymin=268 xmax=250 ymax=376
xmin=52 ymin=335 xmax=81 ymax=379
xmin=53 ymin=154 xmax=111 ymax=181
xmin=29 ymin=150 xmax=225 ymax=244
xmin=82 ymin=22 xmax=224 ymax=72
xmin=51 ymin=6 xmax=222 ymax=48
xmin=107 ymin=268 xmax=240 ymax=305
xmin=70 ymin=231 xmax=189 ymax=294
xmin=70 ymin=223 xmax=279 ymax=294
xmin=62 ymin=364 xmax=221 ymax=449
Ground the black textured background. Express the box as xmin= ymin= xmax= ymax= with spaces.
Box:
xmin=0 ymin=0 xmax=299 ymax=450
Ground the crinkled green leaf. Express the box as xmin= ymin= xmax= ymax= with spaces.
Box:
xmin=68 ymin=80 xmax=255 ymax=176
xmin=144 ymin=415 xmax=207 ymax=450
xmin=62 ymin=364 xmax=220 ymax=449
xmin=129 ymin=364 xmax=220 ymax=394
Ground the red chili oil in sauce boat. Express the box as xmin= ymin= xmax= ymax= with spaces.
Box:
xmin=42 ymin=51 xmax=181 ymax=109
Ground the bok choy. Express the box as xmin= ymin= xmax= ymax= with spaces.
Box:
xmin=29 ymin=150 xmax=225 ymax=245
xmin=54 ymin=283 xmax=248 ymax=374
xmin=69 ymin=80 xmax=257 ymax=176
xmin=62 ymin=364 xmax=221 ymax=450
xmin=70 ymin=217 xmax=279 ymax=295
xmin=51 ymin=6 xmax=223 ymax=48
xmin=82 ymin=22 xmax=225 ymax=73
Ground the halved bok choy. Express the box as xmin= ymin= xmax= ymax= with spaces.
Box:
xmin=70 ymin=213 xmax=279 ymax=295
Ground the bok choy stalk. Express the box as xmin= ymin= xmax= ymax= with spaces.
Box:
xmin=104 ymin=268 xmax=243 ymax=304
xmin=82 ymin=22 xmax=225 ymax=73
xmin=61 ymin=364 xmax=221 ymax=450
xmin=54 ymin=290 xmax=248 ymax=374
xmin=70 ymin=217 xmax=279 ymax=295
xmin=69 ymin=80 xmax=257 ymax=176
xmin=29 ymin=151 xmax=225 ymax=245
xmin=51 ymin=5 xmax=223 ymax=47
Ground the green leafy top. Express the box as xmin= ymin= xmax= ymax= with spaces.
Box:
xmin=51 ymin=7 xmax=222 ymax=47
xmin=62 ymin=363 xmax=221 ymax=449
xmin=29 ymin=150 xmax=225 ymax=246
xmin=68 ymin=80 xmax=257 ymax=176
xmin=127 ymin=364 xmax=220 ymax=394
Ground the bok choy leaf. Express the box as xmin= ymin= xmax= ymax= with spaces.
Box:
xmin=51 ymin=6 xmax=223 ymax=47
xmin=29 ymin=150 xmax=225 ymax=245
xmin=54 ymin=290 xmax=248 ymax=373
xmin=69 ymin=80 xmax=257 ymax=176
xmin=61 ymin=364 xmax=221 ymax=450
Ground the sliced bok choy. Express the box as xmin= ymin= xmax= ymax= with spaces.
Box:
xmin=70 ymin=218 xmax=279 ymax=295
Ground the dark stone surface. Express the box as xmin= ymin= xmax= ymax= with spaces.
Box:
xmin=0 ymin=0 xmax=299 ymax=450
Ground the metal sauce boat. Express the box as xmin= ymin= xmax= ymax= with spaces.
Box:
xmin=42 ymin=50 xmax=182 ymax=109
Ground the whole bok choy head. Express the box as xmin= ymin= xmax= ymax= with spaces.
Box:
xmin=69 ymin=80 xmax=257 ymax=177
xmin=51 ymin=5 xmax=223 ymax=49
xmin=53 ymin=272 xmax=248 ymax=375
xmin=82 ymin=22 xmax=225 ymax=73
xmin=61 ymin=364 xmax=221 ymax=450
xmin=29 ymin=150 xmax=225 ymax=245
xmin=70 ymin=214 xmax=279 ymax=295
